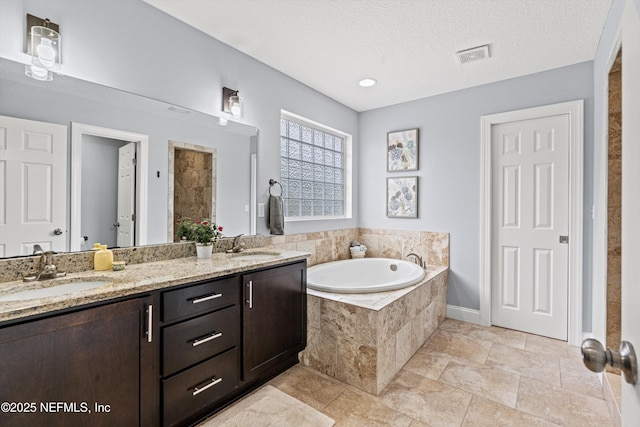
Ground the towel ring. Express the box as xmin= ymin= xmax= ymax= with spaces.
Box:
xmin=269 ymin=179 xmax=283 ymax=196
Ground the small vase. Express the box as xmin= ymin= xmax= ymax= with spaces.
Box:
xmin=196 ymin=243 xmax=213 ymax=259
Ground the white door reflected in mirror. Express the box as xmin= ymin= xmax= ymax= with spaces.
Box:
xmin=0 ymin=115 xmax=67 ymax=257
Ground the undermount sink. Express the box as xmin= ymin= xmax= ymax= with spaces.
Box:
xmin=0 ymin=281 xmax=112 ymax=302
xmin=231 ymin=251 xmax=281 ymax=260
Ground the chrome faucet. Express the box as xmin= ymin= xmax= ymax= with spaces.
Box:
xmin=406 ymin=253 xmax=425 ymax=268
xmin=227 ymin=234 xmax=245 ymax=253
xmin=24 ymin=250 xmax=66 ymax=282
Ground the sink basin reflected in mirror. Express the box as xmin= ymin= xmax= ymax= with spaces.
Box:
xmin=231 ymin=251 xmax=281 ymax=261
xmin=0 ymin=281 xmax=112 ymax=302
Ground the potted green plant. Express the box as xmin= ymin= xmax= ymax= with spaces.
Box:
xmin=191 ymin=219 xmax=224 ymax=258
xmin=176 ymin=217 xmax=194 ymax=241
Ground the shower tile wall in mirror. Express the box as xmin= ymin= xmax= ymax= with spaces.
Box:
xmin=0 ymin=58 xmax=258 ymax=259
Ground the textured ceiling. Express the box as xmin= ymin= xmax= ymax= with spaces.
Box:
xmin=144 ymin=0 xmax=611 ymax=112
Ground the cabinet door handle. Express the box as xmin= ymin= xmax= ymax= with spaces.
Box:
xmin=192 ymin=377 xmax=222 ymax=396
xmin=146 ymin=304 xmax=153 ymax=343
xmin=246 ymin=280 xmax=253 ymax=309
xmin=191 ymin=293 xmax=222 ymax=304
xmin=192 ymin=332 xmax=223 ymax=347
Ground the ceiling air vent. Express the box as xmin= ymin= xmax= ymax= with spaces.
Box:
xmin=456 ymin=44 xmax=490 ymax=65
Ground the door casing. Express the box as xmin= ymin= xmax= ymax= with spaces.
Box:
xmin=70 ymin=123 xmax=148 ymax=251
xmin=479 ymin=100 xmax=584 ymax=346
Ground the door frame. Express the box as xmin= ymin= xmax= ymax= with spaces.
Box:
xmin=70 ymin=123 xmax=149 ymax=251
xmin=479 ymin=100 xmax=584 ymax=345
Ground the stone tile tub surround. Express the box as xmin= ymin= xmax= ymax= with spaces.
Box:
xmin=300 ymin=266 xmax=448 ymax=395
xmin=262 ymin=228 xmax=449 ymax=268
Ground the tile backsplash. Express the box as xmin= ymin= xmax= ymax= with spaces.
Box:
xmin=0 ymin=228 xmax=449 ymax=283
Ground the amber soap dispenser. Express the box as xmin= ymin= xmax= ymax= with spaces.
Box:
xmin=94 ymin=245 xmax=113 ymax=271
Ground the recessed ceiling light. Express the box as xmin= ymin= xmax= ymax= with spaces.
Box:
xmin=358 ymin=78 xmax=377 ymax=87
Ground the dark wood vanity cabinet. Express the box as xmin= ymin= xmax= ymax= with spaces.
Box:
xmin=242 ymin=261 xmax=307 ymax=383
xmin=160 ymin=275 xmax=241 ymax=427
xmin=0 ymin=259 xmax=307 ymax=427
xmin=0 ymin=296 xmax=155 ymax=427
xmin=160 ymin=260 xmax=308 ymax=426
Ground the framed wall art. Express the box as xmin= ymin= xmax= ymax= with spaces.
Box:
xmin=387 ymin=128 xmax=419 ymax=172
xmin=387 ymin=176 xmax=418 ymax=218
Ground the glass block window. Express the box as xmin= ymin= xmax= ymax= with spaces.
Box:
xmin=280 ymin=114 xmax=346 ymax=218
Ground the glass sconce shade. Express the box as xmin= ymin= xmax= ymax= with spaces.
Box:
xmin=229 ymin=95 xmax=243 ymax=118
xmin=222 ymin=87 xmax=243 ymax=119
xmin=30 ymin=25 xmax=61 ymax=72
xmin=25 ymin=64 xmax=52 ymax=81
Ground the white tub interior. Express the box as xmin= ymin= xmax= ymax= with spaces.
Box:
xmin=307 ymin=258 xmax=425 ymax=293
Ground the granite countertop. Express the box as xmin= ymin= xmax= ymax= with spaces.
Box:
xmin=0 ymin=250 xmax=309 ymax=323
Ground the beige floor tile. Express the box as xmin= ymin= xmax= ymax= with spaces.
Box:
xmin=379 ymin=370 xmax=472 ymax=427
xmin=439 ymin=319 xmax=527 ymax=350
xmin=524 ymin=334 xmax=581 ymax=359
xmin=268 ymin=321 xmax=616 ymax=427
xmin=559 ymin=356 xmax=605 ymax=399
xmin=322 ymin=388 xmax=414 ymax=427
xmin=403 ymin=350 xmax=452 ymax=380
xmin=439 ymin=359 xmax=520 ymax=408
xmin=486 ymin=343 xmax=561 ymax=387
xmin=516 ymin=377 xmax=613 ymax=427
xmin=423 ymin=330 xmax=492 ymax=364
xmin=461 ymin=396 xmax=560 ymax=427
xmin=465 ymin=326 xmax=527 ymax=350
xmin=269 ymin=364 xmax=346 ymax=411
xmin=438 ymin=318 xmax=476 ymax=334
xmin=268 ymin=364 xmax=314 ymax=388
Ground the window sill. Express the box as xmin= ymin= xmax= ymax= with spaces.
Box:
xmin=284 ymin=215 xmax=350 ymax=222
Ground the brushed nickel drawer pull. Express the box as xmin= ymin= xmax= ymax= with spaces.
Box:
xmin=246 ymin=280 xmax=253 ymax=309
xmin=192 ymin=332 xmax=223 ymax=347
xmin=146 ymin=305 xmax=153 ymax=343
xmin=192 ymin=377 xmax=222 ymax=396
xmin=191 ymin=293 xmax=222 ymax=304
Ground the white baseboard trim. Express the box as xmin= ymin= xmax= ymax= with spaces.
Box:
xmin=446 ymin=305 xmax=482 ymax=325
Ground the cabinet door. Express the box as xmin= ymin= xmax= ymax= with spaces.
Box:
xmin=0 ymin=297 xmax=154 ymax=427
xmin=242 ymin=261 xmax=306 ymax=382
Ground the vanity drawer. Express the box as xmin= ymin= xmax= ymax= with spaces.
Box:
xmin=162 ymin=276 xmax=238 ymax=322
xmin=162 ymin=305 xmax=239 ymax=376
xmin=162 ymin=348 xmax=239 ymax=427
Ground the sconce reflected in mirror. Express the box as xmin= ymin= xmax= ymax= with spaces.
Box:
xmin=25 ymin=14 xmax=61 ymax=82
xmin=222 ymin=87 xmax=243 ymax=119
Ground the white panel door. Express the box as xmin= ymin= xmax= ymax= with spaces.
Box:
xmin=621 ymin=0 xmax=640 ymax=423
xmin=117 ymin=142 xmax=136 ymax=248
xmin=0 ymin=115 xmax=67 ymax=257
xmin=491 ymin=114 xmax=569 ymax=340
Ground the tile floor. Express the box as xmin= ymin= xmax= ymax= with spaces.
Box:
xmin=266 ymin=318 xmax=613 ymax=427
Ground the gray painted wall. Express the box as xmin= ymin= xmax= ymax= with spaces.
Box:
xmin=358 ymin=62 xmax=595 ymax=326
xmin=0 ymin=0 xmax=360 ymax=236
xmin=81 ymin=135 xmax=127 ymax=249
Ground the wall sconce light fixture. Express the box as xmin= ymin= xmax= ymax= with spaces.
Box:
xmin=222 ymin=87 xmax=243 ymax=119
xmin=25 ymin=14 xmax=61 ymax=81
